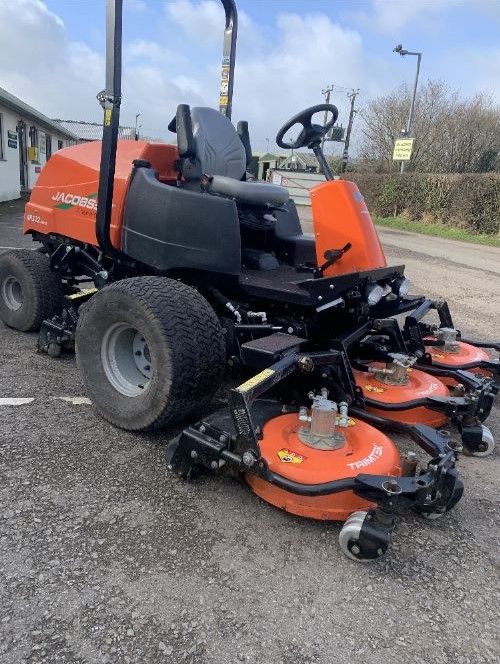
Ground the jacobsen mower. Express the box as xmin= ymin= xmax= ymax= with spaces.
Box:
xmin=0 ymin=0 xmax=497 ymax=561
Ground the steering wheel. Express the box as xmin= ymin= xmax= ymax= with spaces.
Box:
xmin=276 ymin=104 xmax=339 ymax=150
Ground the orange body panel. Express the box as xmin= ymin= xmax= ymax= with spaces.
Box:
xmin=24 ymin=140 xmax=178 ymax=251
xmin=424 ymin=340 xmax=492 ymax=387
xmin=353 ymin=364 xmax=449 ymax=427
xmin=310 ymin=180 xmax=387 ymax=277
xmin=245 ymin=412 xmax=401 ymax=521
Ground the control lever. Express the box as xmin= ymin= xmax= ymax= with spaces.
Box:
xmin=315 ymin=243 xmax=352 ymax=278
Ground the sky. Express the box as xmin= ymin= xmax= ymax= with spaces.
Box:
xmin=0 ymin=0 xmax=499 ymax=153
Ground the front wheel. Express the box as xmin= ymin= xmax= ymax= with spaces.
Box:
xmin=76 ymin=276 xmax=225 ymax=431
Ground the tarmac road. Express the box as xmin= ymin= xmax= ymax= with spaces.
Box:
xmin=0 ymin=199 xmax=499 ymax=664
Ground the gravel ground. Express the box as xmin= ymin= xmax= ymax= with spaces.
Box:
xmin=0 ymin=199 xmax=499 ymax=664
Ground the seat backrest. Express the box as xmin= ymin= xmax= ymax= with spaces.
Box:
xmin=171 ymin=105 xmax=247 ymax=182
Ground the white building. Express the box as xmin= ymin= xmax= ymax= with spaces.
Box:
xmin=0 ymin=86 xmax=77 ymax=202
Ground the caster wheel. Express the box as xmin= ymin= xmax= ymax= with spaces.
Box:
xmin=47 ymin=342 xmax=62 ymax=358
xmin=338 ymin=511 xmax=388 ymax=563
xmin=469 ymin=425 xmax=495 ymax=457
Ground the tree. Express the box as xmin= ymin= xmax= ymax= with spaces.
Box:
xmin=358 ymin=80 xmax=500 ymax=173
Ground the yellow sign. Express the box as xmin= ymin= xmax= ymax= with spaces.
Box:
xmin=237 ymin=368 xmax=275 ymax=393
xmin=393 ymin=138 xmax=414 ymax=161
xmin=104 ymin=108 xmax=112 ymax=126
xmin=277 ymin=449 xmax=305 ymax=464
xmin=27 ymin=146 xmax=38 ymax=162
xmin=66 ymin=288 xmax=98 ymax=301
xmin=364 ymin=384 xmax=385 ymax=393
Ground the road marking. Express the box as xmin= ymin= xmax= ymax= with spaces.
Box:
xmin=0 ymin=398 xmax=35 ymax=406
xmin=0 ymin=246 xmax=26 ymax=250
xmin=53 ymin=396 xmax=92 ymax=405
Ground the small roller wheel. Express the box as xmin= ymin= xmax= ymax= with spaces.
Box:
xmin=338 ymin=511 xmax=389 ymax=563
xmin=469 ymin=425 xmax=495 ymax=457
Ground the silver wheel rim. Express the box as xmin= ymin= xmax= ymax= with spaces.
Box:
xmin=101 ymin=323 xmax=152 ymax=397
xmin=2 ymin=276 xmax=23 ymax=311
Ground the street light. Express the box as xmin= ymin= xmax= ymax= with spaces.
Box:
xmin=393 ymin=44 xmax=422 ymax=173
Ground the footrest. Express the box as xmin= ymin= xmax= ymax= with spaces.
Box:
xmin=241 ymin=332 xmax=305 ymax=367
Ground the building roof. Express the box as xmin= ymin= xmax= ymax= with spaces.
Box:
xmin=285 ymin=153 xmax=320 ymax=168
xmin=257 ymin=152 xmax=284 ymax=161
xmin=0 ymin=86 xmax=78 ymax=140
xmin=52 ymin=119 xmax=136 ymax=141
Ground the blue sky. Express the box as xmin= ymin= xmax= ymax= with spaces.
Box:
xmin=2 ymin=0 xmax=499 ymax=151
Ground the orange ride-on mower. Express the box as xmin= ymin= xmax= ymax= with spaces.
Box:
xmin=0 ymin=0 xmax=485 ymax=561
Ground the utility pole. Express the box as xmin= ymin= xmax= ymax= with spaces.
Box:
xmin=321 ymin=84 xmax=334 ymax=151
xmin=340 ymin=89 xmax=359 ymax=173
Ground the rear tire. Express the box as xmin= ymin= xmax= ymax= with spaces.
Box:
xmin=0 ymin=249 xmax=64 ymax=331
xmin=75 ymin=276 xmax=225 ymax=431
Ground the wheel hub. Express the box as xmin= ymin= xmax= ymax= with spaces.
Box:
xmin=2 ymin=276 xmax=23 ymax=311
xmin=101 ymin=323 xmax=152 ymax=397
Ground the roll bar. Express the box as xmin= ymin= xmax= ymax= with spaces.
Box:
xmin=96 ymin=0 xmax=123 ymax=256
xmin=219 ymin=0 xmax=238 ymax=120
xmin=95 ymin=0 xmax=238 ymax=256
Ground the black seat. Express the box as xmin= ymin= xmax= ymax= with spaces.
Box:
xmin=168 ymin=105 xmax=289 ymax=208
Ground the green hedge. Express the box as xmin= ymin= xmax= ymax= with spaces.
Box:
xmin=341 ymin=173 xmax=500 ymax=235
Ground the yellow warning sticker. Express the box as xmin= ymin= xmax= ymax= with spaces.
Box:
xmin=336 ymin=416 xmax=356 ymax=427
xmin=66 ymin=288 xmax=98 ymax=300
xmin=237 ymin=368 xmax=275 ymax=393
xmin=364 ymin=384 xmax=385 ymax=393
xmin=104 ymin=108 xmax=112 ymax=126
xmin=431 ymin=352 xmax=445 ymax=359
xmin=277 ymin=449 xmax=305 ymax=464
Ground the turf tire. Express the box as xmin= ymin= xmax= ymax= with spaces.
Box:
xmin=75 ymin=276 xmax=225 ymax=431
xmin=0 ymin=249 xmax=64 ymax=331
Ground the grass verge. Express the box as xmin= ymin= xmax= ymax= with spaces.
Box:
xmin=374 ymin=216 xmax=500 ymax=248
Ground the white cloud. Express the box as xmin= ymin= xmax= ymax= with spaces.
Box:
xmin=363 ymin=0 xmax=499 ymax=35
xmin=164 ymin=2 xmax=399 ymax=151
xmin=124 ymin=39 xmax=182 ymax=65
xmin=369 ymin=0 xmax=462 ymax=33
xmin=462 ymin=47 xmax=500 ymax=103
xmin=126 ymin=0 xmax=147 ymax=12
xmin=1 ymin=0 xmax=497 ymax=152
xmin=166 ymin=0 xmax=224 ymax=46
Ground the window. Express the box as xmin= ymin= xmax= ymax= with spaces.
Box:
xmin=29 ymin=125 xmax=38 ymax=148
xmin=57 ymin=139 xmax=63 ymax=151
xmin=45 ymin=134 xmax=52 ymax=160
xmin=0 ymin=114 xmax=4 ymax=160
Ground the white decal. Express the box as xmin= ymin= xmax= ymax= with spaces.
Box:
xmin=347 ymin=444 xmax=384 ymax=470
